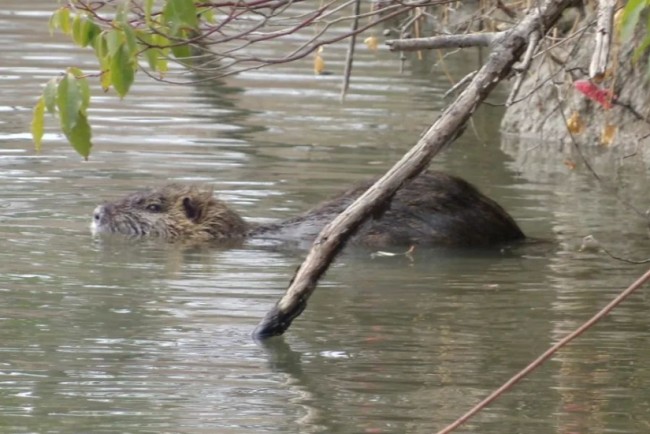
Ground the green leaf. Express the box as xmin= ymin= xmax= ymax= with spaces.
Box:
xmin=200 ymin=7 xmax=216 ymax=24
xmin=43 ymin=78 xmax=58 ymax=114
xmin=144 ymin=47 xmax=159 ymax=71
xmin=145 ymin=0 xmax=155 ymax=25
xmin=72 ymin=14 xmax=83 ymax=44
xmin=111 ymin=44 xmax=135 ymax=98
xmin=49 ymin=8 xmax=61 ymax=34
xmin=49 ymin=7 xmax=72 ymax=35
xmin=171 ymin=41 xmax=192 ymax=59
xmin=69 ymin=67 xmax=90 ymax=114
xmin=170 ymin=29 xmax=192 ymax=59
xmin=100 ymin=65 xmax=112 ymax=92
xmin=57 ymin=71 xmax=82 ymax=133
xmin=153 ymin=31 xmax=170 ymax=48
xmin=64 ymin=112 xmax=93 ymax=160
xmin=138 ymin=32 xmax=159 ymax=71
xmin=93 ymin=30 xmax=108 ymax=60
xmin=93 ymin=32 xmax=113 ymax=90
xmin=59 ymin=7 xmax=72 ymax=35
xmin=144 ymin=31 xmax=170 ymax=74
xmin=621 ymin=0 xmax=648 ymax=42
xmin=31 ymin=97 xmax=45 ymax=152
xmin=88 ymin=21 xmax=102 ymax=45
xmin=122 ymin=22 xmax=138 ymax=55
xmin=106 ymin=30 xmax=125 ymax=57
xmin=156 ymin=55 xmax=169 ymax=74
xmin=633 ymin=33 xmax=650 ymax=63
xmin=164 ymin=0 xmax=198 ymax=31
xmin=72 ymin=14 xmax=101 ymax=48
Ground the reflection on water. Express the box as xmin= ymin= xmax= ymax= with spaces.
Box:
xmin=2 ymin=1 xmax=650 ymax=433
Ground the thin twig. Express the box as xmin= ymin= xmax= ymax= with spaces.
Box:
xmin=506 ymin=29 xmax=540 ymax=106
xmin=444 ymin=71 xmax=477 ymax=99
xmin=437 ymin=267 xmax=650 ymax=434
xmin=341 ymin=0 xmax=361 ymax=100
xmin=496 ymin=0 xmax=517 ymax=19
xmin=581 ymin=235 xmax=650 ymax=264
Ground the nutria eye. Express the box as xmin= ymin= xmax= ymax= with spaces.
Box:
xmin=146 ymin=204 xmax=162 ymax=212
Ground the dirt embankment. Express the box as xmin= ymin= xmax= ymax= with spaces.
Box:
xmin=501 ymin=14 xmax=650 ymax=172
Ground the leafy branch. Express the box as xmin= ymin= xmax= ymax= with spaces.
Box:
xmin=34 ymin=0 xmax=455 ymax=158
xmin=40 ymin=0 xmax=626 ymax=158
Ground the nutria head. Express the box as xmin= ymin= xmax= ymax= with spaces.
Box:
xmin=91 ymin=184 xmax=249 ymax=242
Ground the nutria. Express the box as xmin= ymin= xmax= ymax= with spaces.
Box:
xmin=91 ymin=172 xmax=525 ymax=247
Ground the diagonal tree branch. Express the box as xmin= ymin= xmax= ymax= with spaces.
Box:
xmin=386 ymin=32 xmax=501 ymax=51
xmin=254 ymin=0 xmax=579 ymax=340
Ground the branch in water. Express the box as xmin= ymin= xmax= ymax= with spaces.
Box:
xmin=254 ymin=0 xmax=580 ymax=340
xmin=386 ymin=32 xmax=501 ymax=51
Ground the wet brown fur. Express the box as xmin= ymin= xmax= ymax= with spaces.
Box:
xmin=93 ymin=184 xmax=249 ymax=242
xmin=93 ymin=172 xmax=525 ymax=247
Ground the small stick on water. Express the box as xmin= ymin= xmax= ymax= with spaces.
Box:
xmin=370 ymin=245 xmax=416 ymax=261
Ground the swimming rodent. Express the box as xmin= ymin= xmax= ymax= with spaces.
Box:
xmin=91 ymin=172 xmax=525 ymax=247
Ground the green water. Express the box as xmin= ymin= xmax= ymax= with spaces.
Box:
xmin=2 ymin=2 xmax=650 ymax=433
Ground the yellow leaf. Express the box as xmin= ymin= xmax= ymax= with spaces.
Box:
xmin=48 ymin=9 xmax=60 ymax=35
xmin=364 ymin=36 xmax=379 ymax=52
xmin=314 ymin=48 xmax=325 ymax=75
xmin=31 ymin=97 xmax=45 ymax=152
xmin=566 ymin=111 xmax=584 ymax=135
xmin=60 ymin=8 xmax=72 ymax=35
xmin=156 ymin=56 xmax=169 ymax=76
xmin=43 ymin=78 xmax=58 ymax=114
xmin=100 ymin=70 xmax=111 ymax=92
xmin=145 ymin=0 xmax=155 ymax=25
xmin=614 ymin=8 xmax=624 ymax=37
xmin=600 ymin=124 xmax=617 ymax=146
xmin=99 ymin=55 xmax=112 ymax=91
xmin=564 ymin=159 xmax=577 ymax=170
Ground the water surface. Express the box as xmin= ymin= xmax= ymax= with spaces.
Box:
xmin=2 ymin=2 xmax=650 ymax=433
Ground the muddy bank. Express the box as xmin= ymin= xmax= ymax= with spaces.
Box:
xmin=500 ymin=16 xmax=650 ymax=169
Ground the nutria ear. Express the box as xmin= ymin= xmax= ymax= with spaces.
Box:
xmin=182 ymin=196 xmax=203 ymax=223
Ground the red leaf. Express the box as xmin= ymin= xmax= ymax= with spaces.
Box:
xmin=574 ymin=80 xmax=613 ymax=109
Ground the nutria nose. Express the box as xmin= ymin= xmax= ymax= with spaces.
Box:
xmin=93 ymin=204 xmax=112 ymax=223
xmin=93 ymin=205 xmax=103 ymax=222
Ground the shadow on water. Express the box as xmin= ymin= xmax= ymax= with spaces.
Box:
xmin=189 ymin=76 xmax=269 ymax=142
